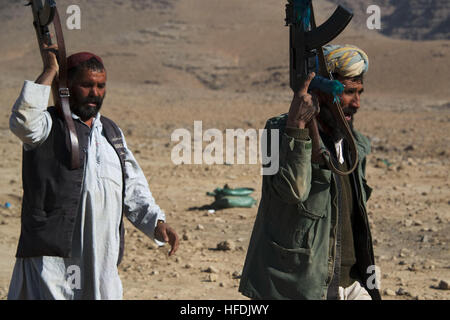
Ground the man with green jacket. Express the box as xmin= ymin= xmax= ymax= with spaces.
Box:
xmin=239 ymin=45 xmax=381 ymax=300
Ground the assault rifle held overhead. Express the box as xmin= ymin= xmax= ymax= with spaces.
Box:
xmin=285 ymin=0 xmax=359 ymax=175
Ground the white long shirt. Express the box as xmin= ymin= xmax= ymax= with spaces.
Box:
xmin=7 ymin=81 xmax=166 ymax=300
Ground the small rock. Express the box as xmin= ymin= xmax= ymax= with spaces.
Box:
xmin=408 ymin=264 xmax=417 ymax=272
xmin=420 ymin=235 xmax=429 ymax=243
xmin=422 ymin=262 xmax=435 ymax=270
xmin=404 ymin=145 xmax=415 ymax=151
xmin=207 ymin=274 xmax=218 ymax=282
xmin=122 ymin=265 xmax=131 ymax=272
xmin=403 ymin=219 xmax=413 ymax=227
xmin=232 ymin=271 xmax=241 ymax=279
xmin=196 ymin=224 xmax=204 ymax=231
xmin=396 ymin=287 xmax=408 ymax=296
xmin=182 ymin=233 xmax=190 ymax=241
xmin=217 ymin=240 xmax=235 ymax=251
xmin=383 ymin=289 xmax=396 ymax=296
xmin=150 ymin=270 xmax=159 ymax=276
xmin=407 ymin=158 xmax=416 ymax=166
xmin=438 ymin=280 xmax=449 ymax=290
xmin=147 ymin=242 xmax=158 ymax=250
xmin=193 ymin=242 xmax=203 ymax=249
xmin=375 ymin=159 xmax=389 ymax=169
xmin=184 ymin=263 xmax=193 ymax=269
xmin=204 ymin=266 xmax=219 ymax=274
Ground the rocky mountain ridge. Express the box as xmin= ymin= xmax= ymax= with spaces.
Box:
xmin=328 ymin=0 xmax=449 ymax=40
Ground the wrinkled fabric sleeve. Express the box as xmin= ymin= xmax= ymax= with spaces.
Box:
xmin=9 ymin=81 xmax=52 ymax=150
xmin=265 ymin=120 xmax=313 ymax=204
xmin=120 ymin=130 xmax=166 ymax=245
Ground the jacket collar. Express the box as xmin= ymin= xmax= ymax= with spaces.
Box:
xmin=352 ymin=129 xmax=371 ymax=159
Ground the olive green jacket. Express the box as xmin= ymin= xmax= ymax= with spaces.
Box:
xmin=239 ymin=114 xmax=381 ymax=300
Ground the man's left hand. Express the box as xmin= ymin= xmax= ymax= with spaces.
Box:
xmin=155 ymin=221 xmax=179 ymax=256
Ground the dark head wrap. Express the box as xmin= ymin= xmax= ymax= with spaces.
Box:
xmin=67 ymin=52 xmax=104 ymax=70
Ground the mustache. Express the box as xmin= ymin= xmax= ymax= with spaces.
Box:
xmin=342 ymin=107 xmax=357 ymax=117
xmin=81 ymin=96 xmax=103 ymax=105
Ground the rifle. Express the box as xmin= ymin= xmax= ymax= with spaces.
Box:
xmin=285 ymin=0 xmax=359 ymax=175
xmin=27 ymin=0 xmax=80 ymax=169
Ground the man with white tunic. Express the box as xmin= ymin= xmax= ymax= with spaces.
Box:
xmin=7 ymin=45 xmax=179 ymax=300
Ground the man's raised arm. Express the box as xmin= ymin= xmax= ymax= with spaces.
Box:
xmin=265 ymin=72 xmax=319 ymax=204
xmin=9 ymin=44 xmax=59 ymax=149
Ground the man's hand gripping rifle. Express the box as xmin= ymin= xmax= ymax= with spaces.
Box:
xmin=286 ymin=0 xmax=359 ymax=175
xmin=27 ymin=0 xmax=80 ymax=169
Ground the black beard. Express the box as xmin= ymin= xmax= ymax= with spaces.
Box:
xmin=318 ymin=103 xmax=354 ymax=142
xmin=70 ymin=95 xmax=104 ymax=122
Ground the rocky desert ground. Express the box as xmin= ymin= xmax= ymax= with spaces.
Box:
xmin=0 ymin=0 xmax=448 ymax=300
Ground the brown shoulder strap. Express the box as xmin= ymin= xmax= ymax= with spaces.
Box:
xmin=52 ymin=8 xmax=80 ymax=169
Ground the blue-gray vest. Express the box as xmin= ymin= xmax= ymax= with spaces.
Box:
xmin=16 ymin=107 xmax=127 ymax=265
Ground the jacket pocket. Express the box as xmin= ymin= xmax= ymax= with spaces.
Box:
xmin=22 ymin=207 xmax=49 ymax=230
xmin=266 ymin=238 xmax=311 ymax=273
xmin=99 ymin=158 xmax=123 ymax=187
xmin=302 ymin=166 xmax=331 ymax=217
xmin=21 ymin=208 xmax=72 ymax=257
xmin=294 ymin=166 xmax=331 ymax=248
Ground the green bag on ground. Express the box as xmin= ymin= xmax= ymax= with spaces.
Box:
xmin=211 ymin=195 xmax=257 ymax=209
xmin=207 ymin=187 xmax=255 ymax=197
xmin=206 ymin=185 xmax=257 ymax=209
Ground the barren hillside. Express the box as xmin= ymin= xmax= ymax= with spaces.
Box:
xmin=328 ymin=0 xmax=450 ymax=40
